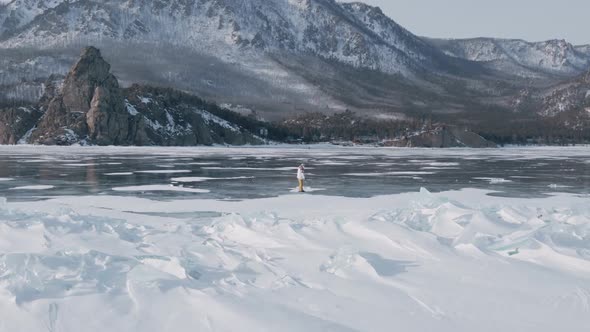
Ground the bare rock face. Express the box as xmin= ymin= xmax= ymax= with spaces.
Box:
xmin=30 ymin=47 xmax=130 ymax=145
xmin=2 ymin=46 xmax=270 ymax=146
xmin=0 ymin=106 xmax=42 ymax=144
xmin=86 ymin=81 xmax=130 ymax=145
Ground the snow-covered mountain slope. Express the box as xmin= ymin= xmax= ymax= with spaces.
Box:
xmin=430 ymin=38 xmax=590 ymax=77
xmin=504 ymin=70 xmax=590 ymax=130
xmin=537 ymin=73 xmax=590 ymax=117
xmin=537 ymin=72 xmax=590 ymax=127
xmin=576 ymin=45 xmax=590 ymax=55
xmin=0 ymin=0 xmax=452 ymax=76
xmin=0 ymin=52 xmax=69 ymax=102
xmin=0 ymin=0 xmax=65 ymax=36
xmin=6 ymin=0 xmax=585 ymax=81
xmin=0 ymin=46 xmax=269 ymax=146
xmin=0 ymin=0 xmax=588 ymax=122
xmin=0 ymin=0 xmax=486 ymax=119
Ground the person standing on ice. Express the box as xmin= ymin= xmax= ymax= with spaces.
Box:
xmin=297 ymin=164 xmax=306 ymax=192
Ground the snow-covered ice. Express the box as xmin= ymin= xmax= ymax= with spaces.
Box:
xmin=9 ymin=185 xmax=55 ymax=190
xmin=135 ymin=170 xmax=192 ymax=174
xmin=0 ymin=188 xmax=589 ymax=331
xmin=0 ymin=190 xmax=590 ymax=331
xmin=62 ymin=163 xmax=97 ymax=167
xmin=0 ymin=145 xmax=589 ymax=331
xmin=344 ymin=171 xmax=437 ymax=177
xmin=171 ymin=176 xmax=254 ymax=183
xmin=288 ymin=186 xmax=326 ymax=193
xmin=202 ymin=166 xmax=311 ymax=171
xmin=474 ymin=177 xmax=514 ymax=184
xmin=112 ymin=185 xmax=209 ymax=194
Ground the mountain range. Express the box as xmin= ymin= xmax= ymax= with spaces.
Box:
xmin=0 ymin=0 xmax=589 ymax=144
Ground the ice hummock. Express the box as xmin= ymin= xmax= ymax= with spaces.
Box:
xmin=0 ymin=188 xmax=589 ymax=331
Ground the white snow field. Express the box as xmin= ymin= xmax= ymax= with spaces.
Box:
xmin=0 ymin=188 xmax=589 ymax=331
xmin=0 ymin=145 xmax=589 ymax=331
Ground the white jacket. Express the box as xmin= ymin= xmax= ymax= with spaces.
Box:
xmin=297 ymin=167 xmax=305 ymax=180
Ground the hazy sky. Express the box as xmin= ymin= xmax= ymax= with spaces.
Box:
xmin=360 ymin=0 xmax=589 ymax=45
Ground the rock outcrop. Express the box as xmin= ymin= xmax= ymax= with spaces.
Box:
xmin=1 ymin=47 xmax=266 ymax=146
xmin=123 ymin=85 xmax=264 ymax=146
xmin=384 ymin=126 xmax=497 ymax=148
xmin=0 ymin=46 xmax=501 ymax=147
xmin=30 ymin=47 xmax=131 ymax=145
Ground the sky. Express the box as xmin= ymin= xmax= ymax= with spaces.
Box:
xmin=360 ymin=0 xmax=589 ymax=45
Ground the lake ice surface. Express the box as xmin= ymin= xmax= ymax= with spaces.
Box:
xmin=0 ymin=145 xmax=588 ymax=200
xmin=0 ymin=146 xmax=589 ymax=331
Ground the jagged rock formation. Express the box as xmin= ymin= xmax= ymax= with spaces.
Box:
xmin=384 ymin=126 xmax=497 ymax=148
xmin=0 ymin=46 xmax=494 ymax=147
xmin=1 ymin=47 xmax=266 ymax=146
xmin=30 ymin=47 xmax=130 ymax=145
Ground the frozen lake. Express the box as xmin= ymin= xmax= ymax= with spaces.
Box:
xmin=0 ymin=146 xmax=589 ymax=332
xmin=0 ymin=146 xmax=589 ymax=201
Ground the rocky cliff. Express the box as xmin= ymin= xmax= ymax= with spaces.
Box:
xmin=0 ymin=47 xmax=266 ymax=146
xmin=30 ymin=47 xmax=130 ymax=145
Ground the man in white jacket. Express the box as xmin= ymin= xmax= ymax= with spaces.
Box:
xmin=297 ymin=164 xmax=305 ymax=192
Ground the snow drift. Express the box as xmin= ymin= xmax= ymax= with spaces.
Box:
xmin=0 ymin=188 xmax=589 ymax=331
